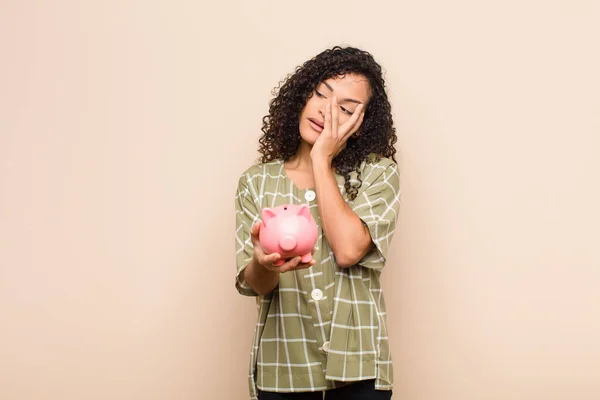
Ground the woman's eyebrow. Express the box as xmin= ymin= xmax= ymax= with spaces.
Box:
xmin=322 ymin=81 xmax=363 ymax=104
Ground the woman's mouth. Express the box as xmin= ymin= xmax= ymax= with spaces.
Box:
xmin=308 ymin=118 xmax=324 ymax=133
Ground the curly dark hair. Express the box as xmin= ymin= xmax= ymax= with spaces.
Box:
xmin=258 ymin=45 xmax=397 ymax=201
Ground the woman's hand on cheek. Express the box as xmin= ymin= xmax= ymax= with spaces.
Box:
xmin=310 ymin=96 xmax=365 ymax=165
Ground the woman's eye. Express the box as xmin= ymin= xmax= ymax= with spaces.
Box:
xmin=340 ymin=107 xmax=352 ymax=115
xmin=315 ymin=91 xmax=325 ymax=98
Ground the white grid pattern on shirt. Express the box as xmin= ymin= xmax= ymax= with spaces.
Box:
xmin=234 ymin=156 xmax=401 ymax=398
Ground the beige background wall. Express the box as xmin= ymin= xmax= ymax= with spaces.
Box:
xmin=1 ymin=1 xmax=599 ymax=399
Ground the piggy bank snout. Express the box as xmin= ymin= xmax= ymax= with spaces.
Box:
xmin=279 ymin=236 xmax=297 ymax=251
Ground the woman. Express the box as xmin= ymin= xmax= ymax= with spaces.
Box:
xmin=235 ymin=45 xmax=401 ymax=400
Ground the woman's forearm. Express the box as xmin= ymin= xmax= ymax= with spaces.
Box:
xmin=243 ymin=258 xmax=280 ymax=296
xmin=312 ymin=158 xmax=372 ymax=267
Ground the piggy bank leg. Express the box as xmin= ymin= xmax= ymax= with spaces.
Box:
xmin=300 ymin=253 xmax=313 ymax=264
xmin=273 ymin=258 xmax=285 ymax=267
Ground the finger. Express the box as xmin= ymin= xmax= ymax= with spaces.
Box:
xmin=264 ymin=252 xmax=281 ymax=265
xmin=279 ymin=256 xmax=302 ymax=273
xmin=250 ymin=223 xmax=263 ymax=249
xmin=324 ymin=101 xmax=332 ymax=136
xmin=250 ymin=221 xmax=262 ymax=238
xmin=259 ymin=253 xmax=281 ymax=272
xmin=345 ymin=104 xmax=364 ymax=131
xmin=348 ymin=111 xmax=365 ymax=138
xmin=253 ymin=243 xmax=266 ymax=261
xmin=293 ymin=260 xmax=317 ymax=271
xmin=332 ymin=96 xmax=339 ymax=139
xmin=358 ymin=109 xmax=365 ymax=126
xmin=303 ymin=260 xmax=318 ymax=268
xmin=341 ymin=106 xmax=365 ymax=139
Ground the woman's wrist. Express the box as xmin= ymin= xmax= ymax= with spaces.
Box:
xmin=251 ymin=255 xmax=278 ymax=275
xmin=309 ymin=151 xmax=332 ymax=167
xmin=244 ymin=256 xmax=280 ymax=296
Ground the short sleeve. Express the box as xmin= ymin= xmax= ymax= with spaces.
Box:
xmin=351 ymin=161 xmax=401 ymax=270
xmin=234 ymin=175 xmax=260 ymax=296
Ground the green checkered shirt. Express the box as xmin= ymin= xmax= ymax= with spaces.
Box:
xmin=234 ymin=155 xmax=401 ymax=399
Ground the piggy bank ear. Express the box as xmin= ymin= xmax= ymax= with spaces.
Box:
xmin=261 ymin=208 xmax=277 ymax=227
xmin=296 ymin=204 xmax=311 ymax=220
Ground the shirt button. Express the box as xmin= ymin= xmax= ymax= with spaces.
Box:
xmin=304 ymin=190 xmax=316 ymax=202
xmin=322 ymin=341 xmax=330 ymax=352
xmin=311 ymin=288 xmax=323 ymax=301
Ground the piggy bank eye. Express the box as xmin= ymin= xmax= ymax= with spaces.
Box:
xmin=284 ymin=207 xmax=288 ymax=210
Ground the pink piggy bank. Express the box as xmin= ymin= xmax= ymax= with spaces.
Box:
xmin=259 ymin=204 xmax=318 ymax=267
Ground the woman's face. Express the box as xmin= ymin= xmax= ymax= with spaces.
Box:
xmin=298 ymin=73 xmax=371 ymax=145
